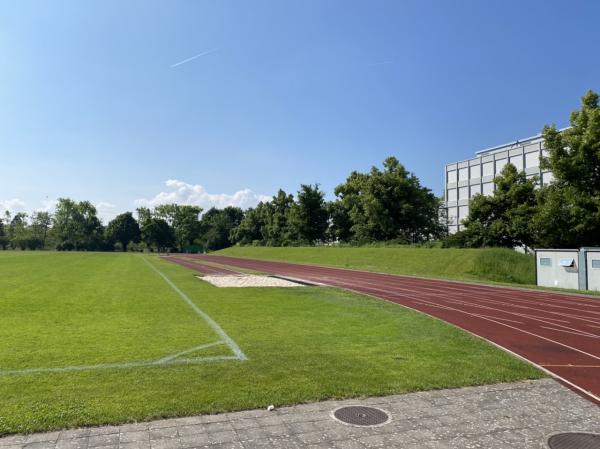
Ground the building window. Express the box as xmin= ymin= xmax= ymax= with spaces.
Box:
xmin=591 ymin=259 xmax=600 ymax=269
xmin=482 ymin=162 xmax=494 ymax=177
xmin=458 ymin=186 xmax=468 ymax=201
xmin=447 ymin=188 xmax=457 ymax=202
xmin=458 ymin=167 xmax=468 ymax=181
xmin=469 ymin=165 xmax=480 ymax=179
xmin=542 ymin=172 xmax=554 ymax=185
xmin=447 ymin=170 xmax=457 ymax=184
xmin=510 ymin=155 xmax=523 ymax=171
xmin=495 ymin=158 xmax=507 ymax=174
xmin=482 ymin=182 xmax=494 ymax=196
xmin=458 ymin=205 xmax=469 ymax=222
xmin=539 ymin=258 xmax=551 ymax=267
xmin=525 ymin=151 xmax=540 ymax=168
xmin=448 ymin=207 xmax=458 ymax=225
xmin=470 ymin=185 xmax=481 ymax=198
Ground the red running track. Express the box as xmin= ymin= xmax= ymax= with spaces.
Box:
xmin=168 ymin=254 xmax=600 ymax=403
xmin=160 ymin=255 xmax=241 ymax=276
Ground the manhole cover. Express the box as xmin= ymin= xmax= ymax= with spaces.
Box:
xmin=331 ymin=406 xmax=390 ymax=427
xmin=548 ymin=433 xmax=600 ymax=449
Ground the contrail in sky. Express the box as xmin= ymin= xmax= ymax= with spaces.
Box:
xmin=170 ymin=48 xmax=219 ymax=68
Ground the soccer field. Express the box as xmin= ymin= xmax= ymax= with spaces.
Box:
xmin=0 ymin=252 xmax=542 ymax=435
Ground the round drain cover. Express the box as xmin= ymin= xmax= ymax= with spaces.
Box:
xmin=332 ymin=406 xmax=390 ymax=427
xmin=548 ymin=433 xmax=600 ymax=449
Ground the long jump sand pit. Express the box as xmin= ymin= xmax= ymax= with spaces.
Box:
xmin=199 ymin=274 xmax=307 ymax=288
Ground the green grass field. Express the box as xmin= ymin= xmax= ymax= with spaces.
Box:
xmin=217 ymin=246 xmax=536 ymax=285
xmin=0 ymin=252 xmax=542 ymax=435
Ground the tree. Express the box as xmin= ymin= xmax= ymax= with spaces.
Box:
xmin=30 ymin=211 xmax=52 ymax=249
xmin=9 ymin=213 xmax=30 ymax=250
xmin=53 ymin=198 xmax=104 ymax=250
xmin=456 ymin=164 xmax=538 ymax=248
xmin=326 ymin=200 xmax=352 ymax=243
xmin=106 ymin=212 xmax=141 ymax=251
xmin=199 ymin=207 xmax=244 ymax=250
xmin=0 ymin=220 xmax=7 ymax=250
xmin=141 ymin=218 xmax=175 ymax=252
xmin=534 ymin=90 xmax=600 ymax=247
xmin=262 ymin=190 xmax=294 ymax=245
xmin=335 ymin=157 xmax=444 ymax=243
xmin=153 ymin=204 xmax=202 ymax=251
xmin=231 ymin=204 xmax=267 ymax=245
xmin=287 ymin=184 xmax=328 ymax=244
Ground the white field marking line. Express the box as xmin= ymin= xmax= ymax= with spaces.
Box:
xmin=142 ymin=256 xmax=248 ymax=361
xmin=315 ymin=281 xmax=600 ymax=404
xmin=539 ymin=326 xmax=600 ymax=339
xmin=0 ymin=356 xmax=239 ymax=377
xmin=156 ymin=341 xmax=226 ymax=364
xmin=413 ymin=298 xmax=600 ymax=361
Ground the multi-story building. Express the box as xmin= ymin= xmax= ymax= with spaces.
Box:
xmin=444 ymin=132 xmax=557 ymax=234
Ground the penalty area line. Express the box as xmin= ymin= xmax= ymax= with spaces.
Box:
xmin=142 ymin=256 xmax=248 ymax=361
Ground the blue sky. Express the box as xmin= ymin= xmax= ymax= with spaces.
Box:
xmin=1 ymin=0 xmax=599 ymax=222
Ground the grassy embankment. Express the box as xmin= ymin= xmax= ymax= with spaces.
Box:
xmin=216 ymin=246 xmax=536 ymax=285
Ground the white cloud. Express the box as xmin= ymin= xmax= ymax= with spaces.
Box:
xmin=134 ymin=180 xmax=271 ymax=211
xmin=0 ymin=198 xmax=117 ymax=224
xmin=95 ymin=202 xmax=117 ymax=224
xmin=0 ymin=198 xmax=27 ymax=216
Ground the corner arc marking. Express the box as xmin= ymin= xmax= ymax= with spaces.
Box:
xmin=142 ymin=256 xmax=248 ymax=361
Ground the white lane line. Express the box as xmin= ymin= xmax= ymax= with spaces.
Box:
xmin=0 ymin=356 xmax=239 ymax=377
xmin=142 ymin=257 xmax=248 ymax=361
xmin=322 ymin=282 xmax=600 ymax=404
xmin=539 ymin=326 xmax=600 ymax=339
xmin=156 ymin=341 xmax=226 ymax=364
xmin=414 ymin=298 xmax=600 ymax=361
xmin=541 ymin=364 xmax=600 ymax=368
xmin=437 ymin=296 xmax=600 ymax=335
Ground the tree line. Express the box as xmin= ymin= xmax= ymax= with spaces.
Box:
xmin=3 ymin=89 xmax=596 ymax=252
xmin=0 ymin=156 xmax=445 ymax=252
xmin=446 ymin=90 xmax=600 ymax=249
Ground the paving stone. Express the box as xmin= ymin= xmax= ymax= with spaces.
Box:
xmin=229 ymin=420 xmax=259 ymax=431
xmin=148 ymin=429 xmax=178 ymax=441
xmin=1 ymin=379 xmax=599 ymax=449
xmin=118 ymin=442 xmax=150 ymax=449
xmin=58 ymin=431 xmax=89 ymax=441
xmin=22 ymin=443 xmax=56 ymax=449
xmin=179 ymin=434 xmax=210 ymax=448
xmin=0 ymin=436 xmax=28 ymax=447
xmin=118 ymin=433 xmax=149 ymax=444
xmin=25 ymin=433 xmax=61 ymax=444
xmin=148 ymin=440 xmax=180 ymax=449
xmin=88 ymin=434 xmax=119 ymax=448
xmin=55 ymin=438 xmax=89 ymax=449
xmin=89 ymin=428 xmax=120 ymax=437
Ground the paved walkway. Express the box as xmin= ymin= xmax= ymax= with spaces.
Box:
xmin=1 ymin=379 xmax=598 ymax=449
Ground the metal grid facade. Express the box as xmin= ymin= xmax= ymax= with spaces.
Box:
xmin=444 ymin=134 xmax=554 ymax=234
